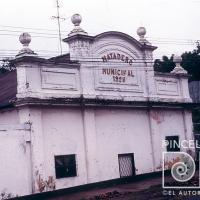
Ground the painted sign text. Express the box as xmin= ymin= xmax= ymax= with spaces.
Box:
xmin=102 ymin=68 xmax=134 ymax=83
xmin=101 ymin=52 xmax=133 ymax=65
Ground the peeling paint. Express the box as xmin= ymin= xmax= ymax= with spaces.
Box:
xmin=150 ymin=111 xmax=164 ymax=124
xmin=36 ymin=174 xmax=56 ymax=192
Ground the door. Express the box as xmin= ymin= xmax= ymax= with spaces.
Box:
xmin=118 ymin=153 xmax=135 ymax=178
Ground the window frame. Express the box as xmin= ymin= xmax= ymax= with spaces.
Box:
xmin=54 ymin=154 xmax=77 ymax=179
xmin=118 ymin=153 xmax=136 ymax=178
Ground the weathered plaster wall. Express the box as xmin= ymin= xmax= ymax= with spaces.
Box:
xmin=149 ymin=109 xmax=192 ymax=170
xmin=41 ymin=107 xmax=88 ymax=189
xmin=3 ymin=29 xmax=192 ymax=196
xmin=94 ymin=108 xmax=154 ymax=181
xmin=28 ymin=107 xmax=155 ymax=189
xmin=26 ymin=106 xmax=192 ymax=191
xmin=0 ymin=124 xmax=31 ymax=197
xmin=0 ymin=109 xmax=19 ymax=124
xmin=15 ymin=33 xmax=192 ymax=104
xmin=0 ymin=107 xmax=192 ymax=195
xmin=16 ymin=64 xmax=81 ymax=99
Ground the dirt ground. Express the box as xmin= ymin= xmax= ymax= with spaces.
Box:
xmin=48 ymin=175 xmax=200 ymax=200
xmin=13 ymin=174 xmax=200 ymax=200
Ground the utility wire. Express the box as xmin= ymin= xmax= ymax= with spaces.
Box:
xmin=0 ymin=24 xmax=63 ymax=32
xmin=0 ymin=64 xmax=162 ymax=71
xmin=0 ymin=57 xmax=170 ymax=64
xmin=0 ymin=27 xmax=198 ymax=45
xmin=0 ymin=33 xmax=196 ymax=46
xmin=0 ymin=24 xmax=196 ymax=43
xmin=0 ymin=53 xmax=178 ymax=60
xmin=0 ymin=31 xmax=197 ymax=49
xmin=0 ymin=29 xmax=59 ymax=35
xmin=0 ymin=51 xmax=196 ymax=61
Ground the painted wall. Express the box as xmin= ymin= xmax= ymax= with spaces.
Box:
xmin=0 ymin=109 xmax=19 ymax=124
xmin=23 ymin=106 xmax=192 ymax=191
xmin=149 ymin=109 xmax=189 ymax=170
xmin=0 ymin=29 xmax=194 ymax=196
xmin=15 ymin=32 xmax=191 ymax=104
xmin=94 ymin=108 xmax=154 ymax=180
xmin=0 ymin=124 xmax=31 ymax=197
xmin=41 ymin=107 xmax=88 ymax=189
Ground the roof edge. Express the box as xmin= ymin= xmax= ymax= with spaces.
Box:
xmin=63 ymin=31 xmax=157 ymax=51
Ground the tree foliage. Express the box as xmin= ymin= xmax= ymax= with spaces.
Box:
xmin=154 ymin=55 xmax=175 ymax=73
xmin=0 ymin=58 xmax=15 ymax=74
xmin=153 ymin=46 xmax=200 ymax=81
xmin=181 ymin=49 xmax=200 ymax=81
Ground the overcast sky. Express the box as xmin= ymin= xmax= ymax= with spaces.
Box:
xmin=0 ymin=0 xmax=199 ymax=59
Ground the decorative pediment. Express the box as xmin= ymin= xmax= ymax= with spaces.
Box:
xmin=94 ymin=31 xmax=143 ymax=49
xmin=92 ymin=31 xmax=144 ymax=62
xmin=90 ymin=32 xmax=145 ymax=91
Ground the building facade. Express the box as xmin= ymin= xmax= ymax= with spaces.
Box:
xmin=0 ymin=14 xmax=194 ymax=197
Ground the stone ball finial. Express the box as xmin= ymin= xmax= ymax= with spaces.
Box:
xmin=71 ymin=14 xmax=82 ymax=26
xmin=137 ymin=27 xmax=146 ymax=38
xmin=171 ymin=54 xmax=187 ymax=74
xmin=17 ymin=32 xmax=37 ymax=57
xmin=19 ymin=32 xmax=31 ymax=47
xmin=173 ymin=55 xmax=182 ymax=64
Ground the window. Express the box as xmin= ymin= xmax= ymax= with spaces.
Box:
xmin=118 ymin=153 xmax=135 ymax=178
xmin=165 ymin=136 xmax=180 ymax=152
xmin=55 ymin=154 xmax=77 ymax=179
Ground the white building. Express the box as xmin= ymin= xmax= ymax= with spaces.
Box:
xmin=0 ymin=14 xmax=194 ymax=197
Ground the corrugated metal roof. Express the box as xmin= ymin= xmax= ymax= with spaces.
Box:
xmin=0 ymin=70 xmax=17 ymax=107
